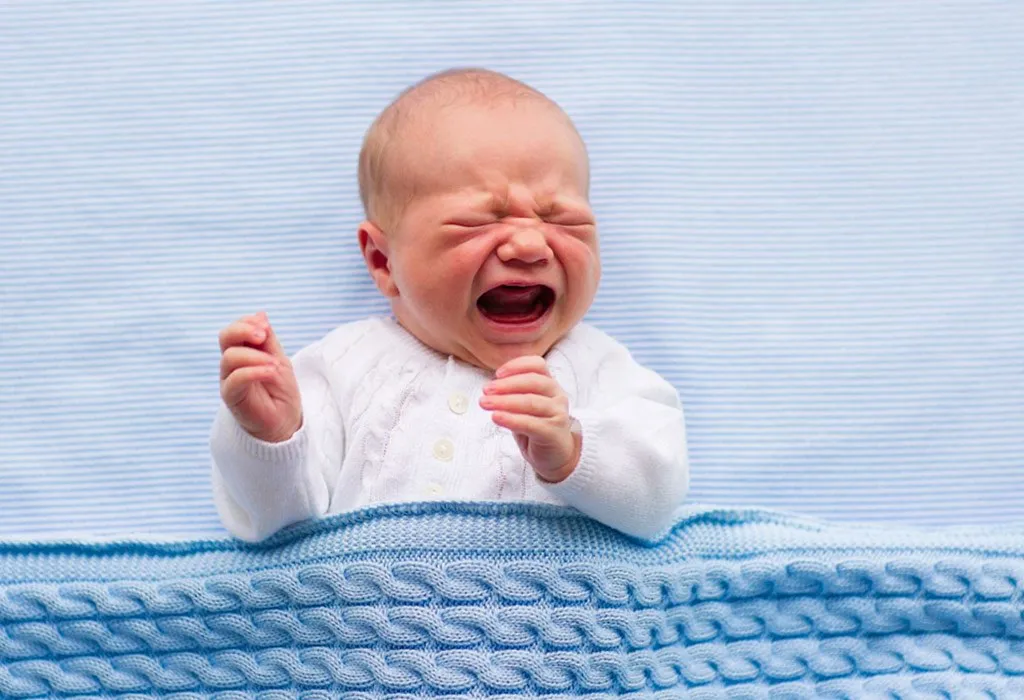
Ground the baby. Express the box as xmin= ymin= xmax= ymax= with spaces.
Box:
xmin=211 ymin=68 xmax=689 ymax=542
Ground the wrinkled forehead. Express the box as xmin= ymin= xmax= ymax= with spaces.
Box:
xmin=386 ymin=99 xmax=590 ymax=200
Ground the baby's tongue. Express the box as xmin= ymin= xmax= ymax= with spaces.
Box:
xmin=478 ymin=285 xmax=545 ymax=321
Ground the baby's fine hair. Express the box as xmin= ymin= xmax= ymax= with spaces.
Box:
xmin=357 ymin=68 xmax=580 ymax=228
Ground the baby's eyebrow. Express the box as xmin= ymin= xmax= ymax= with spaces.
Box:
xmin=539 ymin=196 xmax=591 ymax=216
xmin=489 ymin=192 xmax=507 ymax=214
xmin=534 ymin=197 xmax=557 ymax=217
xmin=475 ymin=189 xmax=508 ymax=215
xmin=533 ymin=193 xmax=569 ymax=216
xmin=453 ymin=190 xmax=501 ymax=214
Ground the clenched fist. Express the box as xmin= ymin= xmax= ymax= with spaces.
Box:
xmin=479 ymin=355 xmax=581 ymax=483
xmin=218 ymin=312 xmax=302 ymax=443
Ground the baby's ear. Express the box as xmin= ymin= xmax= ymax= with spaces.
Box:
xmin=358 ymin=221 xmax=399 ymax=297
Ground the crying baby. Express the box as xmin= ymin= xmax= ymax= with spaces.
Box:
xmin=210 ymin=68 xmax=689 ymax=542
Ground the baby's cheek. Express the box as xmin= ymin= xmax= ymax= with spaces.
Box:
xmin=442 ymin=250 xmax=487 ymax=291
xmin=447 ymin=243 xmax=487 ymax=271
xmin=418 ymin=258 xmax=477 ymax=312
xmin=558 ymin=244 xmax=599 ymax=284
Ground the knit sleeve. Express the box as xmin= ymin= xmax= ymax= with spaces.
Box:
xmin=542 ymin=329 xmax=689 ymax=541
xmin=210 ymin=336 xmax=345 ymax=542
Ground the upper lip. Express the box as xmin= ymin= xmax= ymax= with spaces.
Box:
xmin=479 ymin=279 xmax=555 ymax=294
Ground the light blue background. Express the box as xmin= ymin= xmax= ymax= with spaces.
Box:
xmin=1 ymin=1 xmax=1021 ymax=538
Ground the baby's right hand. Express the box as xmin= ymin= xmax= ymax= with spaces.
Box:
xmin=218 ymin=312 xmax=303 ymax=443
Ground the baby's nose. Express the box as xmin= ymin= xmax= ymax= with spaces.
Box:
xmin=497 ymin=227 xmax=552 ymax=265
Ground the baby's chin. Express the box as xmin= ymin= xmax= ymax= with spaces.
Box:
xmin=474 ymin=340 xmax=558 ymax=371
xmin=392 ymin=305 xmax=570 ymax=371
xmin=456 ymin=323 xmax=576 ymax=370
xmin=464 ymin=308 xmax=583 ymax=370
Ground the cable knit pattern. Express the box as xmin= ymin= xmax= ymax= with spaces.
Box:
xmin=210 ymin=317 xmax=689 ymax=542
xmin=2 ymin=503 xmax=1024 ymax=698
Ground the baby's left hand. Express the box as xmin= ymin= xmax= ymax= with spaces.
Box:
xmin=480 ymin=356 xmax=580 ymax=483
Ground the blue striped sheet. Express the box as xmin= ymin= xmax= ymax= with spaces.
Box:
xmin=1 ymin=1 xmax=1021 ymax=538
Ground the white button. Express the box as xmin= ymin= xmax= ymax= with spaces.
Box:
xmin=425 ymin=482 xmax=443 ymax=497
xmin=433 ymin=438 xmax=455 ymax=462
xmin=448 ymin=393 xmax=468 ymax=414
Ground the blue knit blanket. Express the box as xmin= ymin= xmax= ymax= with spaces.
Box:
xmin=3 ymin=503 xmax=1023 ymax=698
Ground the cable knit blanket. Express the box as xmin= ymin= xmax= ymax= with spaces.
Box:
xmin=2 ymin=503 xmax=1024 ymax=698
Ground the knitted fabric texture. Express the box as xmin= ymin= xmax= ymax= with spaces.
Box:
xmin=2 ymin=502 xmax=1024 ymax=698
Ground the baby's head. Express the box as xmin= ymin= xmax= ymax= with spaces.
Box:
xmin=357 ymin=68 xmax=600 ymax=370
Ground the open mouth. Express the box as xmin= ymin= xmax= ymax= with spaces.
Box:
xmin=476 ymin=284 xmax=555 ymax=325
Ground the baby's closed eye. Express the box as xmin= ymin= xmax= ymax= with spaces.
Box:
xmin=443 ymin=217 xmax=497 ymax=228
xmin=537 ymin=202 xmax=595 ymax=228
xmin=544 ymin=215 xmax=597 ymax=237
xmin=546 ymin=215 xmax=594 ymax=227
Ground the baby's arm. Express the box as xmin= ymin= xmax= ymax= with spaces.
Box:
xmin=210 ymin=314 xmax=343 ymax=542
xmin=544 ymin=336 xmax=689 ymax=540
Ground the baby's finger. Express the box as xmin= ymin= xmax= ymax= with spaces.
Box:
xmin=258 ymin=313 xmax=288 ymax=359
xmin=491 ymin=411 xmax=559 ymax=441
xmin=480 ymin=393 xmax=563 ymax=418
xmin=219 ymin=320 xmax=267 ymax=352
xmin=221 ymin=364 xmax=278 ymax=408
xmin=483 ymin=372 xmax=559 ymax=398
xmin=220 ymin=346 xmax=279 ymax=380
xmin=495 ymin=355 xmax=549 ymax=379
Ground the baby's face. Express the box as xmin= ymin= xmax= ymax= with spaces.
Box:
xmin=373 ymin=101 xmax=600 ymax=370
